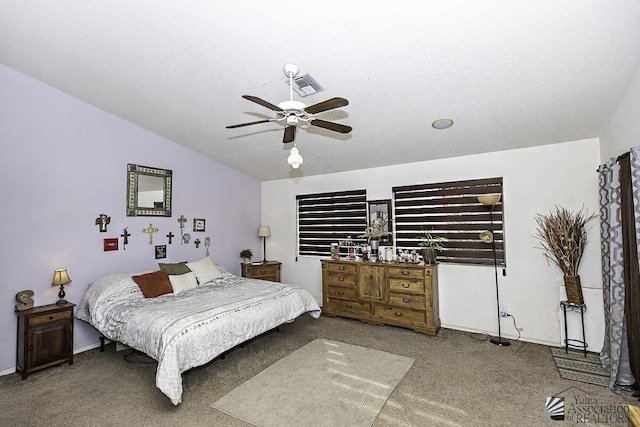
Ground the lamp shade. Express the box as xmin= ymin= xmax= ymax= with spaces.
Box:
xmin=479 ymin=231 xmax=494 ymax=244
xmin=52 ymin=269 xmax=71 ymax=286
xmin=258 ymin=225 xmax=271 ymax=237
xmin=287 ymin=146 xmax=303 ymax=169
xmin=477 ymin=194 xmax=501 ymax=206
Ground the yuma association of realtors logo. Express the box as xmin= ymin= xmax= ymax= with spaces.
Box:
xmin=544 ymin=396 xmax=566 ymax=420
xmin=544 ymin=386 xmax=630 ymax=424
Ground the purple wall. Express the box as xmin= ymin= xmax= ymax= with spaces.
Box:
xmin=0 ymin=64 xmax=262 ymax=372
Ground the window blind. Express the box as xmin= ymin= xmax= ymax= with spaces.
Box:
xmin=392 ymin=177 xmax=505 ymax=266
xmin=296 ymin=189 xmax=367 ymax=257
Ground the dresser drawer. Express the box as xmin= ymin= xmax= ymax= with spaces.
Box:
xmin=326 ymin=272 xmax=356 ymax=287
xmin=374 ymin=306 xmax=426 ymax=325
xmin=387 ymin=267 xmax=424 ymax=279
xmin=326 ymin=285 xmax=357 ymax=301
xmin=388 ymin=278 xmax=425 ymax=294
xmin=326 ymin=262 xmax=357 ymax=275
xmin=388 ymin=293 xmax=425 ymax=310
xmin=29 ymin=310 xmax=71 ymax=326
xmin=326 ymin=298 xmax=370 ymax=316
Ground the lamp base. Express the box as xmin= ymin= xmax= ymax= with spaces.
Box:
xmin=490 ymin=336 xmax=511 ymax=346
xmin=56 ymin=299 xmax=68 ymax=305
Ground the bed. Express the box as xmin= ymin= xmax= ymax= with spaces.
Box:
xmin=75 ymin=261 xmax=321 ymax=405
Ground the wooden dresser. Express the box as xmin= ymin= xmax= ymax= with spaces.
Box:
xmin=242 ymin=261 xmax=281 ymax=282
xmin=16 ymin=302 xmax=75 ymax=379
xmin=321 ymin=259 xmax=440 ymax=335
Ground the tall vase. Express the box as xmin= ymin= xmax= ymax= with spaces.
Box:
xmin=369 ymin=238 xmax=379 ymax=259
xmin=421 ymin=248 xmax=436 ymax=265
xmin=563 ymin=275 xmax=584 ymax=305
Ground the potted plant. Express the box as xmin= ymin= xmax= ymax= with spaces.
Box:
xmin=419 ymin=230 xmax=447 ymax=265
xmin=358 ymin=217 xmax=393 ymax=256
xmin=534 ymin=206 xmax=596 ymax=305
xmin=239 ymin=248 xmax=253 ymax=263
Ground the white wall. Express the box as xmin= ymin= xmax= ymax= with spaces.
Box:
xmin=601 ymin=58 xmax=640 ymax=160
xmin=262 ymin=138 xmax=603 ymax=348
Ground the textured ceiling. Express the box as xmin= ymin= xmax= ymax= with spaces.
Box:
xmin=2 ymin=1 xmax=640 ymax=181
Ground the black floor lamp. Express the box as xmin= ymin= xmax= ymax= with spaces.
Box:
xmin=478 ymin=194 xmax=511 ymax=347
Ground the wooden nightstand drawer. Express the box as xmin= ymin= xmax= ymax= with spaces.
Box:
xmin=29 ymin=310 xmax=71 ymax=326
xmin=389 ymin=278 xmax=425 ymax=294
xmin=242 ymin=261 xmax=281 ymax=282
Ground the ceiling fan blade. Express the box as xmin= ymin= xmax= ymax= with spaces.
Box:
xmin=283 ymin=125 xmax=296 ymax=143
xmin=242 ymin=95 xmax=283 ymax=112
xmin=304 ymin=97 xmax=349 ymax=115
xmin=309 ymin=119 xmax=352 ymax=134
xmin=226 ymin=119 xmax=274 ymax=129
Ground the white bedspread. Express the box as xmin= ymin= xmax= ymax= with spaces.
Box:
xmin=76 ymin=269 xmax=321 ymax=405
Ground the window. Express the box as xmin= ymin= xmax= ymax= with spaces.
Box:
xmin=392 ymin=177 xmax=504 ymax=266
xmin=296 ymin=189 xmax=367 ymax=257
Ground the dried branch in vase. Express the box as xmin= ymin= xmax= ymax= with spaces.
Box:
xmin=533 ymin=206 xmax=596 ymax=276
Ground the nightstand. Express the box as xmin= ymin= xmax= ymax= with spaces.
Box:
xmin=16 ymin=302 xmax=75 ymax=379
xmin=241 ymin=261 xmax=281 ymax=282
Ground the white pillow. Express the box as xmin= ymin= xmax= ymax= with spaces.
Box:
xmin=186 ymin=257 xmax=222 ymax=284
xmin=168 ymin=272 xmax=198 ymax=295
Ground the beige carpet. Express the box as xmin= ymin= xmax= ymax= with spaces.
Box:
xmin=211 ymin=338 xmax=414 ymax=427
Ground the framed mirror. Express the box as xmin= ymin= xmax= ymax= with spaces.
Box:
xmin=126 ymin=163 xmax=172 ymax=217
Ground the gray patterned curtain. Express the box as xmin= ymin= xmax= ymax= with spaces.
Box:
xmin=598 ymin=157 xmax=636 ymax=391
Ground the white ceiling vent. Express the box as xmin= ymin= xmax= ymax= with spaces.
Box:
xmin=287 ymin=73 xmax=324 ymax=97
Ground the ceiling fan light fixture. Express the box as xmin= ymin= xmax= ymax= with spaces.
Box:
xmin=287 ymin=145 xmax=303 ymax=169
xmin=432 ymin=118 xmax=454 ymax=129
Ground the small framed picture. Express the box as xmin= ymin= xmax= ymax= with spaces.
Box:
xmin=193 ymin=218 xmax=206 ymax=232
xmin=155 ymin=245 xmax=167 ymax=259
xmin=367 ymin=199 xmax=393 ymax=245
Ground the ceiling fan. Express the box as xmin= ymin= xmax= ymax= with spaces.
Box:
xmin=226 ymin=64 xmax=352 ymax=145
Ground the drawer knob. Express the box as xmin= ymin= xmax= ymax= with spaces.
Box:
xmin=395 ymin=312 xmax=403 ymax=317
xmin=338 ymin=277 xmax=344 ymax=282
xmin=346 ymin=304 xmax=353 ymax=309
xmin=401 ymin=271 xmax=410 ymax=276
xmin=338 ymin=266 xmax=345 ymax=271
xmin=402 ymin=283 xmax=410 ymax=288
xmin=402 ymin=298 xmax=411 ymax=303
xmin=260 ymin=269 xmax=267 ymax=273
xmin=338 ymin=291 xmax=345 ymax=295
xmin=49 ymin=316 xmax=54 ymax=320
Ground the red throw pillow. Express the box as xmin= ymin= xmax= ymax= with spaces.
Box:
xmin=132 ymin=269 xmax=173 ymax=298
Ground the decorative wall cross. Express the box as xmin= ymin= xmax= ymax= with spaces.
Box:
xmin=194 ymin=238 xmax=201 ymax=248
xmin=166 ymin=231 xmax=174 ymax=244
xmin=95 ymin=214 xmax=111 ymax=232
xmin=121 ymin=228 xmax=131 ymax=251
xmin=177 ymin=215 xmax=187 ymax=244
xmin=177 ymin=215 xmax=187 ymax=229
xmin=142 ymin=223 xmax=159 ymax=245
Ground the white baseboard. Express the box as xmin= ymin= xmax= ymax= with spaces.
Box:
xmin=0 ymin=340 xmax=107 ymax=377
xmin=0 ymin=366 xmax=16 ymax=376
xmin=440 ymin=323 xmax=562 ymax=348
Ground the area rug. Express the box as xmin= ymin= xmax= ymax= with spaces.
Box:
xmin=211 ymin=338 xmax=414 ymax=427
xmin=550 ymin=347 xmax=609 ymax=387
